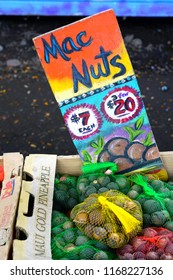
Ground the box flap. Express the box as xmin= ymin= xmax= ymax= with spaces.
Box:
xmin=13 ymin=154 xmax=57 ymax=260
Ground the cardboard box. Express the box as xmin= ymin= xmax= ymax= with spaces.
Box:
xmin=159 ymin=152 xmax=173 ymax=179
xmin=13 ymin=151 xmax=173 ymax=259
xmin=13 ymin=154 xmax=57 ymax=260
xmin=0 ymin=153 xmax=23 ymax=260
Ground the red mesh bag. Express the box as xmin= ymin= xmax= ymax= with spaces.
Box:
xmin=117 ymin=227 xmax=173 ymax=260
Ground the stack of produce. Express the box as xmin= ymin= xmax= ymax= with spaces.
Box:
xmin=70 ymin=190 xmax=143 ymax=249
xmin=51 ymin=210 xmax=71 ymax=232
xmin=51 ymin=210 xmax=118 ymax=260
xmin=53 ymin=174 xmax=79 ymax=212
xmin=77 ymin=173 xmax=131 ymax=202
xmin=127 ymin=174 xmax=173 ymax=230
xmin=52 ymin=164 xmax=173 ymax=260
xmin=117 ymin=227 xmax=173 ymax=260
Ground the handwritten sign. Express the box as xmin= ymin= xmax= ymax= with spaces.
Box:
xmin=33 ymin=9 xmax=167 ymax=178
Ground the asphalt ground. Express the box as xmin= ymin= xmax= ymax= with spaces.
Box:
xmin=0 ymin=16 xmax=173 ymax=157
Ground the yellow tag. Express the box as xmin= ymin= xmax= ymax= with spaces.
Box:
xmin=98 ymin=195 xmax=141 ymax=235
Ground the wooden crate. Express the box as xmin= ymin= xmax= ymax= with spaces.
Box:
xmin=13 ymin=151 xmax=173 ymax=259
xmin=56 ymin=152 xmax=173 ymax=179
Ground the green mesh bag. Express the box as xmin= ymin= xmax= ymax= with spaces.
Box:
xmin=70 ymin=190 xmax=143 ymax=249
xmin=77 ymin=162 xmax=131 ymax=202
xmin=77 ymin=173 xmax=132 ymax=202
xmin=51 ymin=210 xmax=72 ymax=230
xmin=129 ymin=174 xmax=173 ymax=230
xmin=51 ymin=212 xmax=118 ymax=260
xmin=51 ymin=227 xmax=118 ymax=260
xmin=53 ymin=174 xmax=79 ymax=212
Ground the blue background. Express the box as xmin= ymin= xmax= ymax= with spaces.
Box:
xmin=0 ymin=0 xmax=173 ymax=16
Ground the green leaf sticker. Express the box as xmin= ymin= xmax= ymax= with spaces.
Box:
xmin=82 ymin=150 xmax=92 ymax=163
xmin=135 ymin=117 xmax=144 ymax=130
xmin=124 ymin=127 xmax=144 ymax=142
xmin=98 ymin=136 xmax=104 ymax=149
xmin=143 ymin=132 xmax=153 ymax=146
xmin=90 ymin=142 xmax=98 ymax=149
xmin=90 ymin=136 xmax=105 ymax=158
xmin=94 ymin=149 xmax=101 ymax=156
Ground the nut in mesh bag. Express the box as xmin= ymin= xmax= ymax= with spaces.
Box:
xmin=129 ymin=174 xmax=173 ymax=230
xmin=51 ymin=213 xmax=118 ymax=260
xmin=117 ymin=227 xmax=173 ymax=260
xmin=70 ymin=190 xmax=143 ymax=249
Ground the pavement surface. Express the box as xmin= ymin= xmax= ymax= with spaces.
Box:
xmin=0 ymin=16 xmax=173 ymax=157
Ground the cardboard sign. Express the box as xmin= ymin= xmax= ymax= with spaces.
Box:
xmin=33 ymin=9 xmax=167 ymax=178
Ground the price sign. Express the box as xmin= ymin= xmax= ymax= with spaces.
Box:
xmin=64 ymin=104 xmax=102 ymax=140
xmin=33 ymin=9 xmax=167 ymax=179
xmin=101 ymin=86 xmax=143 ymax=124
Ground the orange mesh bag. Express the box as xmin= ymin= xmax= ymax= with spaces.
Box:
xmin=70 ymin=190 xmax=143 ymax=249
xmin=117 ymin=227 xmax=173 ymax=260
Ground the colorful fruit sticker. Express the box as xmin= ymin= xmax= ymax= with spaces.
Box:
xmin=33 ymin=9 xmax=167 ymax=179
